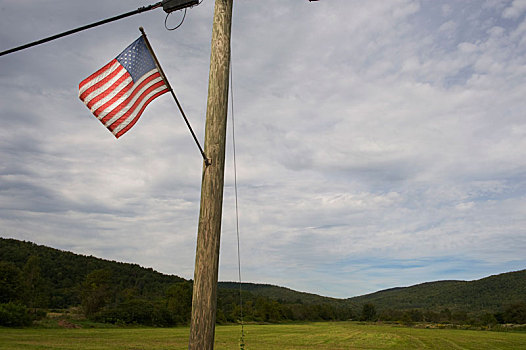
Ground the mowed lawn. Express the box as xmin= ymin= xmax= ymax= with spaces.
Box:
xmin=1 ymin=322 xmax=526 ymax=350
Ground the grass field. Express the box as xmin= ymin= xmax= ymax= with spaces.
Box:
xmin=1 ymin=322 xmax=526 ymax=350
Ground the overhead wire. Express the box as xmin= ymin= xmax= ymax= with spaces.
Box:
xmin=0 ymin=0 xmax=207 ymax=57
xmin=0 ymin=2 xmax=163 ymax=57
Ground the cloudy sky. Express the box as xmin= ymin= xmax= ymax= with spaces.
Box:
xmin=1 ymin=0 xmax=526 ymax=298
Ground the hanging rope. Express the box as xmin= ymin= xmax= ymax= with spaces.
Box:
xmin=230 ymin=48 xmax=245 ymax=350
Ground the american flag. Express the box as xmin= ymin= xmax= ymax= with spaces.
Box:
xmin=79 ymin=36 xmax=169 ymax=138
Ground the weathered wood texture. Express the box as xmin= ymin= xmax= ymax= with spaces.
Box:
xmin=188 ymin=0 xmax=233 ymax=349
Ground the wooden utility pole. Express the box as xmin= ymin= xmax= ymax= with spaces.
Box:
xmin=188 ymin=0 xmax=233 ymax=349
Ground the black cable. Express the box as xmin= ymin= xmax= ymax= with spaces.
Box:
xmin=0 ymin=2 xmax=162 ymax=57
xmin=165 ymin=8 xmax=187 ymax=31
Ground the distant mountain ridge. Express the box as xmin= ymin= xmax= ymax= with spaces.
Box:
xmin=224 ymin=269 xmax=526 ymax=314
xmin=347 ymin=270 xmax=526 ymax=312
xmin=219 ymin=282 xmax=347 ymax=305
xmin=1 ymin=237 xmax=524 ymax=315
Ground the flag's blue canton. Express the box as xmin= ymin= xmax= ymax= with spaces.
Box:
xmin=116 ymin=37 xmax=157 ymax=82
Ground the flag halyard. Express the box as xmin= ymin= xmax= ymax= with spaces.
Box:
xmin=79 ymin=36 xmax=169 ymax=138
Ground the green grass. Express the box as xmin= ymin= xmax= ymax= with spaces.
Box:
xmin=1 ymin=322 xmax=525 ymax=350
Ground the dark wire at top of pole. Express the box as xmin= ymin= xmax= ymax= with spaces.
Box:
xmin=0 ymin=2 xmax=162 ymax=57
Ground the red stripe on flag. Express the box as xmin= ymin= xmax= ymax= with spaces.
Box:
xmin=79 ymin=64 xmax=125 ymax=102
xmin=100 ymin=72 xmax=165 ymax=125
xmin=93 ymin=80 xmax=133 ymax=119
xmin=107 ymin=80 xmax=169 ymax=133
xmin=79 ymin=59 xmax=118 ymax=92
xmin=114 ymin=88 xmax=170 ymax=138
xmin=86 ymin=72 xmax=131 ymax=111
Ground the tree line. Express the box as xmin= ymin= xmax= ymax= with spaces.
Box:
xmin=0 ymin=238 xmax=355 ymax=326
xmin=1 ymin=238 xmax=525 ymax=327
xmin=358 ymin=302 xmax=526 ymax=326
xmin=0 ymin=260 xmax=354 ymax=326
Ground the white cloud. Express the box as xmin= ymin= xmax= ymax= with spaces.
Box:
xmin=1 ymin=0 xmax=525 ymax=298
xmin=502 ymin=0 xmax=526 ymax=18
xmin=439 ymin=20 xmax=457 ymax=34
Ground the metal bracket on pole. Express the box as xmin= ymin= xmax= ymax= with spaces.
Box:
xmin=162 ymin=0 xmax=199 ymax=13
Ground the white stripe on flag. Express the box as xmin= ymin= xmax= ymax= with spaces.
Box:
xmin=97 ymin=70 xmax=158 ymax=121
xmin=79 ymin=61 xmax=122 ymax=96
xmin=82 ymin=67 xmax=128 ymax=107
xmin=89 ymin=75 xmax=132 ymax=114
xmin=111 ymin=84 xmax=169 ymax=135
xmin=103 ymin=70 xmax=163 ymax=127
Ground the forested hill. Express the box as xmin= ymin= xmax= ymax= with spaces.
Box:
xmin=0 ymin=237 xmax=355 ymax=324
xmin=219 ymin=282 xmax=344 ymax=305
xmin=0 ymin=237 xmax=186 ymax=308
xmin=224 ymin=270 xmax=526 ymax=314
xmin=0 ymin=237 xmax=337 ymax=305
xmin=348 ymin=269 xmax=526 ymax=312
xmin=1 ymin=237 xmax=525 ymax=326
